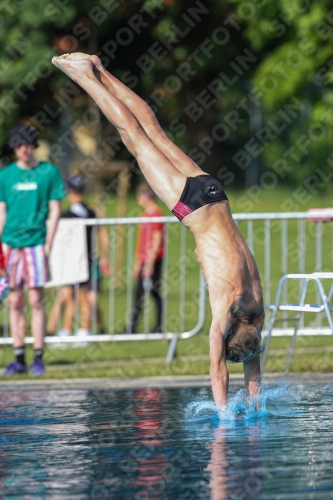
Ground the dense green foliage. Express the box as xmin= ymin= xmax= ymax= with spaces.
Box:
xmin=1 ymin=0 xmax=333 ymax=189
xmin=231 ymin=0 xmax=333 ymax=187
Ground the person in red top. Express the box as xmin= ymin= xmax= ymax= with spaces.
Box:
xmin=128 ymin=182 xmax=164 ymax=334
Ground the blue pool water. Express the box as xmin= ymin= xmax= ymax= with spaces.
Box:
xmin=0 ymin=383 xmax=332 ymax=499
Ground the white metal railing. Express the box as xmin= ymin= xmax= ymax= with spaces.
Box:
xmin=0 ymin=216 xmax=206 ymax=362
xmin=234 ymin=210 xmax=333 ymax=337
xmin=1 ymin=210 xmax=333 ymax=360
xmin=261 ymin=273 xmax=333 ymax=374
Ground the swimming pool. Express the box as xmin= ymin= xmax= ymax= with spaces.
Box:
xmin=0 ymin=383 xmax=332 ymax=499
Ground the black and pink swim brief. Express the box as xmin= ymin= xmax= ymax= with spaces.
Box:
xmin=172 ymin=174 xmax=228 ymax=221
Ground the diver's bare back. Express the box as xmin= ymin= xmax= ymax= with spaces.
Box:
xmin=183 ymin=201 xmax=264 ymax=326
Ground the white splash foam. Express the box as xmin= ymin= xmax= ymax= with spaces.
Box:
xmin=185 ymin=385 xmax=296 ymax=422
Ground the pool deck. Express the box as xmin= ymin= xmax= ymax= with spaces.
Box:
xmin=0 ymin=373 xmax=333 ymax=391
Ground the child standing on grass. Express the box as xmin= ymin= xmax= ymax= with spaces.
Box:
xmin=47 ymin=175 xmax=109 ymax=341
xmin=127 ymin=182 xmax=165 ymax=334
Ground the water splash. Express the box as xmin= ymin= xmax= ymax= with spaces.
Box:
xmin=185 ymin=384 xmax=302 ymax=422
xmin=185 ymin=400 xmax=219 ymax=422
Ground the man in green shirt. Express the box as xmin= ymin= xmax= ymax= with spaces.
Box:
xmin=0 ymin=124 xmax=66 ymax=376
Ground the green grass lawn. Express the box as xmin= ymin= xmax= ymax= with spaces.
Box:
xmin=1 ymin=334 xmax=333 ymax=380
xmin=1 ymin=186 xmax=333 ymax=380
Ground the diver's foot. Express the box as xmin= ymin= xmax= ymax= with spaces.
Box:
xmin=57 ymin=52 xmax=102 ymax=68
xmin=64 ymin=52 xmax=103 ymax=75
xmin=51 ymin=53 xmax=95 ymax=82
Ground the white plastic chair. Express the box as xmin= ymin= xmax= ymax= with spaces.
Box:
xmin=262 ymin=273 xmax=333 ymax=374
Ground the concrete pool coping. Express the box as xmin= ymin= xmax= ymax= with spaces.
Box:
xmin=0 ymin=372 xmax=333 ymax=391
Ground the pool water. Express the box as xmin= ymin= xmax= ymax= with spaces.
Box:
xmin=0 ymin=383 xmax=332 ymax=499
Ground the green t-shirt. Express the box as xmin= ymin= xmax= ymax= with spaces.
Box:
xmin=0 ymin=161 xmax=66 ymax=248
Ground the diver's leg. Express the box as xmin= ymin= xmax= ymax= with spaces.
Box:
xmin=56 ymin=53 xmax=203 ymax=177
xmin=96 ymin=65 xmax=203 ymax=177
xmin=52 ymin=55 xmax=186 ymax=209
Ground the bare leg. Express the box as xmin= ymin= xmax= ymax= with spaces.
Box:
xmin=52 ymin=55 xmax=186 ymax=210
xmin=47 ymin=299 xmax=60 ymax=334
xmin=9 ymin=288 xmax=26 ymax=347
xmin=78 ymin=284 xmax=91 ymax=330
xmin=87 ymin=290 xmax=104 ymax=332
xmin=47 ymin=286 xmax=73 ymax=333
xmin=62 ymin=286 xmax=75 ymax=332
xmin=95 ymin=62 xmax=203 ymax=177
xmin=29 ymin=287 xmax=45 ymax=350
xmin=55 ymin=53 xmax=203 ymax=177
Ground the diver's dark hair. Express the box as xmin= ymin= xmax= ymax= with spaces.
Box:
xmin=226 ymin=322 xmax=262 ymax=363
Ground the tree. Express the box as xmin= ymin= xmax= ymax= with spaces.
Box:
xmin=230 ymin=0 xmax=333 ymax=187
xmin=0 ymin=0 xmax=261 ymax=188
xmin=4 ymin=0 xmax=332 ymax=189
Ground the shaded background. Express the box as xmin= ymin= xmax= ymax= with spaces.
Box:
xmin=1 ymin=0 xmax=332 ymax=193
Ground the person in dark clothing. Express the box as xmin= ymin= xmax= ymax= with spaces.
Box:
xmin=128 ymin=183 xmax=164 ymax=333
xmin=47 ymin=175 xmax=109 ymax=340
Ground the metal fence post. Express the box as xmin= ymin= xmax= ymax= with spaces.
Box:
xmin=166 ymin=336 xmax=178 ymax=363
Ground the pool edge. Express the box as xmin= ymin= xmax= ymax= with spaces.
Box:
xmin=0 ymin=372 xmax=332 ymax=391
